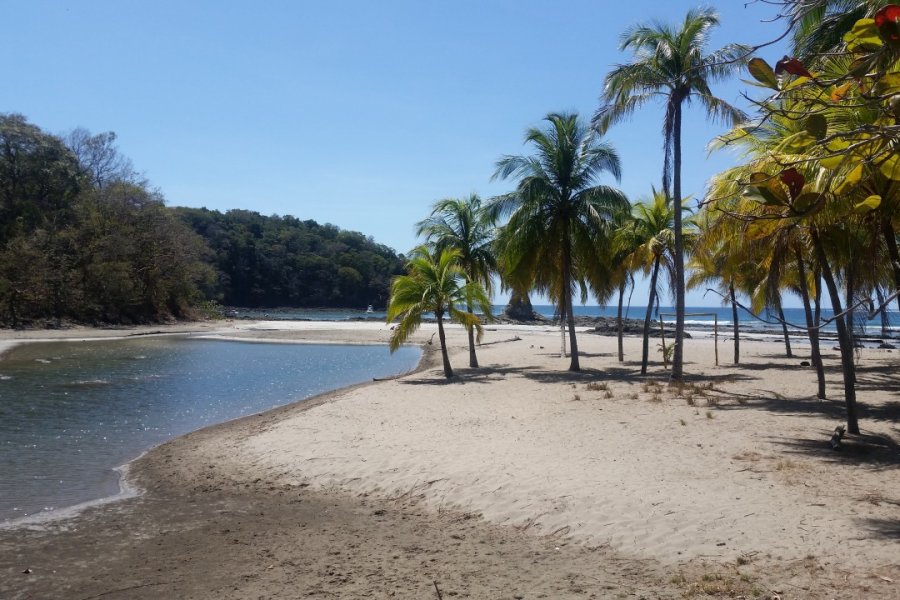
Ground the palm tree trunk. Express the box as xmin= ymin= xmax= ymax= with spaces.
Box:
xmin=671 ymin=100 xmax=686 ymax=381
xmin=566 ymin=297 xmax=579 ymax=370
xmin=641 ymin=257 xmax=661 ymax=375
xmin=876 ymin=285 xmax=890 ymax=337
xmin=562 ymin=234 xmax=580 ymax=371
xmin=778 ymin=304 xmax=793 ymax=358
xmin=812 ymin=229 xmax=859 ymax=434
xmin=845 ymin=264 xmax=856 ymax=348
xmin=466 ymin=299 xmax=478 ymax=368
xmin=814 ymin=267 xmax=823 ymax=346
xmin=882 ymin=218 xmax=900 ymax=312
xmin=616 ymin=277 xmax=626 ymax=362
xmin=436 ymin=311 xmax=453 ymax=378
xmin=560 ymin=315 xmax=567 ymax=358
xmin=730 ymin=283 xmax=739 ymax=365
xmin=795 ymin=245 xmax=825 ymax=399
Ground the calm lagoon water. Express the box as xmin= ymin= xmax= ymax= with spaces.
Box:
xmin=0 ymin=337 xmax=420 ymax=523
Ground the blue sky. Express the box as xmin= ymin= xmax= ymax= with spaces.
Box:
xmin=2 ymin=1 xmax=793 ymax=306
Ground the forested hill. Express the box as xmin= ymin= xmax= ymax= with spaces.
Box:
xmin=0 ymin=114 xmax=405 ymax=326
xmin=174 ymin=207 xmax=405 ymax=309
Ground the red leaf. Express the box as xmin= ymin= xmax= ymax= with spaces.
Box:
xmin=876 ymin=5 xmax=900 ymax=41
xmin=874 ymin=5 xmax=900 ymax=27
xmin=780 ymin=168 xmax=805 ymax=201
xmin=775 ymin=56 xmax=812 ymax=79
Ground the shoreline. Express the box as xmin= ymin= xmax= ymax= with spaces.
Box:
xmin=2 ymin=321 xmax=899 ymax=598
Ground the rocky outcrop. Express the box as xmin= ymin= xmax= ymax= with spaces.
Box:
xmin=503 ymin=290 xmax=540 ymax=321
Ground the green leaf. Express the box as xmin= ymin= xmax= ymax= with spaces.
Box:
xmin=777 ymin=131 xmax=817 ymax=154
xmin=854 ymin=194 xmax=882 ymax=212
xmin=746 ymin=219 xmax=779 ymax=240
xmin=844 ymin=18 xmax=884 ymax=52
xmin=879 ymin=153 xmax=900 ymax=180
xmin=848 ymin=57 xmax=873 ymax=78
xmin=820 ymin=139 xmax=851 ymax=170
xmin=781 ymin=76 xmax=812 ymax=92
xmin=875 ymin=73 xmax=900 ymax=94
xmin=804 ymin=114 xmax=827 ymax=140
xmin=748 ymin=58 xmax=779 ymax=90
xmin=834 ymin=163 xmax=864 ymax=195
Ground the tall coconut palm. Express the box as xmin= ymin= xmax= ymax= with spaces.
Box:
xmin=491 ymin=112 xmax=628 ymax=371
xmin=416 ymin=194 xmax=497 ymax=368
xmin=595 ymin=8 xmax=748 ymax=380
xmin=387 ymin=246 xmax=490 ymax=379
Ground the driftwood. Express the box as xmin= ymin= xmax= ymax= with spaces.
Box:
xmin=830 ymin=425 xmax=846 ymax=450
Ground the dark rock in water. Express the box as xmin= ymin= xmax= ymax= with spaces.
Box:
xmin=800 ymin=361 xmax=810 ymax=367
xmin=878 ymin=342 xmax=897 ymax=349
xmin=503 ymin=290 xmax=539 ymax=321
xmin=587 ymin=317 xmax=690 ymax=338
xmin=590 ymin=317 xmax=645 ymax=335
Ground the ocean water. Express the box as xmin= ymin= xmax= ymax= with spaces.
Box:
xmin=540 ymin=305 xmax=900 ymax=337
xmin=0 ymin=337 xmax=420 ymax=523
xmin=232 ymin=304 xmax=900 ymax=337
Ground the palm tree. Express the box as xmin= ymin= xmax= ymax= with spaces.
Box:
xmin=491 ymin=112 xmax=628 ymax=371
xmin=609 ymin=205 xmax=639 ymax=362
xmin=387 ymin=246 xmax=490 ymax=378
xmin=595 ymin=8 xmax=748 ymax=380
xmin=787 ymin=0 xmax=885 ymax=60
xmin=416 ymin=194 xmax=497 ymax=368
xmin=688 ymin=209 xmax=757 ymax=365
xmin=619 ymin=190 xmax=690 ymax=373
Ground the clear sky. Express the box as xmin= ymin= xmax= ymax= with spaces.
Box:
xmin=2 ymin=1 xmax=794 ymax=306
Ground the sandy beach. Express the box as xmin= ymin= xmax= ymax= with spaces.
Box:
xmin=1 ymin=319 xmax=898 ymax=599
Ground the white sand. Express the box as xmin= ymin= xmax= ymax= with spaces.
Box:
xmin=226 ymin=323 xmax=899 ymax=573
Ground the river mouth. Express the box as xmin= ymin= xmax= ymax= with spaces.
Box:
xmin=0 ymin=337 xmax=420 ymax=524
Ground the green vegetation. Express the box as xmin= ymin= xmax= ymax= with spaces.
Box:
xmin=174 ymin=207 xmax=404 ymax=309
xmin=616 ymin=189 xmax=692 ymax=374
xmin=0 ymin=114 xmax=212 ymax=325
xmin=702 ymin=0 xmax=900 ymax=433
xmin=490 ymin=112 xmax=628 ymax=371
xmin=0 ymin=114 xmax=406 ymax=326
xmin=416 ymin=195 xmax=497 ymax=368
xmin=386 ymin=246 xmax=490 ymax=378
xmin=594 ymin=8 xmax=749 ymax=380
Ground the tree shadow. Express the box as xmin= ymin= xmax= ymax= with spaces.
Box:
xmin=713 ymin=356 xmax=900 ymax=423
xmin=402 ymin=361 xmax=760 ymax=388
xmin=854 ymin=362 xmax=900 ymax=395
xmin=860 ymin=518 xmax=900 ymax=540
xmin=767 ymin=432 xmax=900 ymax=470
xmin=720 ymin=359 xmax=826 ymax=372
xmin=578 ymin=351 xmax=617 ymax=358
xmin=718 ymin=389 xmax=900 ymax=425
